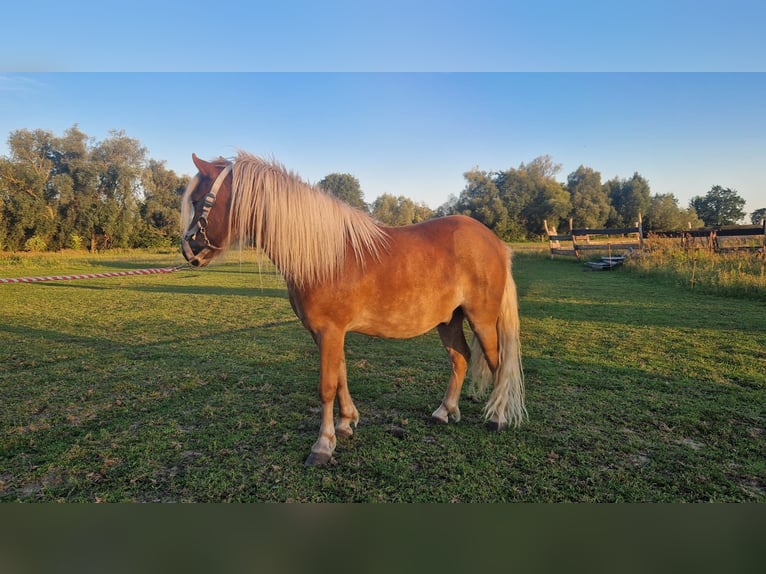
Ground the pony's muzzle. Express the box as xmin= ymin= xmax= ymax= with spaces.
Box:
xmin=181 ymin=234 xmax=208 ymax=267
xmin=181 ymin=235 xmax=198 ymax=263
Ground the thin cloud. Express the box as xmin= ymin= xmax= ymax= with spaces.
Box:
xmin=0 ymin=75 xmax=46 ymax=92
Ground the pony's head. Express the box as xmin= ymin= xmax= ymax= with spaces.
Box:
xmin=180 ymin=154 xmax=234 ymax=267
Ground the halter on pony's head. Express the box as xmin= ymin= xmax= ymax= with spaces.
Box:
xmin=181 ymin=157 xmax=233 ymax=267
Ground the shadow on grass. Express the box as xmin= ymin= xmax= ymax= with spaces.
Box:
xmin=130 ymin=285 xmax=288 ymax=299
xmin=38 ymin=281 xmax=288 ymax=299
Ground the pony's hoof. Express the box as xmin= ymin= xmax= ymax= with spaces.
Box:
xmin=304 ymin=451 xmax=334 ymax=466
xmin=430 ymin=405 xmax=449 ymax=424
xmin=335 ymin=426 xmax=354 ymax=439
xmin=486 ymin=420 xmax=508 ymax=432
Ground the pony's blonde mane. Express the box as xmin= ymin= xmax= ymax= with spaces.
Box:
xmin=179 ymin=174 xmax=200 ymax=235
xmin=230 ymin=152 xmax=389 ymax=287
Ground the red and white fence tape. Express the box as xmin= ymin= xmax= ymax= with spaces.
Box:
xmin=0 ymin=267 xmax=181 ymax=285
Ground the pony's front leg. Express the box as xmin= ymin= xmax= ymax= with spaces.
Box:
xmin=305 ymin=329 xmax=345 ymax=466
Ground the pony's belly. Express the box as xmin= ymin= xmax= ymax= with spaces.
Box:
xmin=349 ymin=307 xmax=453 ymax=339
xmin=351 ymin=322 xmax=435 ymax=339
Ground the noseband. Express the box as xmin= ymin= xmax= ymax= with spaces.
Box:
xmin=182 ymin=163 xmax=233 ymax=262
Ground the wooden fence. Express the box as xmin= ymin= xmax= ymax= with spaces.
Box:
xmin=545 ymin=217 xmax=765 ymax=260
xmin=543 ymin=217 xmax=643 ymax=260
xmin=653 ymin=222 xmax=766 ymax=253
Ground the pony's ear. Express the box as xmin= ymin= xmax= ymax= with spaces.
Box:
xmin=192 ymin=153 xmax=218 ymax=178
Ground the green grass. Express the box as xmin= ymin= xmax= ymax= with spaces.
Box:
xmin=1 ymin=249 xmax=764 ymax=502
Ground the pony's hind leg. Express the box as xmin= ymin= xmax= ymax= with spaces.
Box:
xmin=334 ymin=356 xmax=359 ymax=439
xmin=432 ymin=309 xmax=470 ymax=424
xmin=466 ymin=274 xmax=526 ymax=431
xmin=465 ymin=312 xmax=506 ymax=429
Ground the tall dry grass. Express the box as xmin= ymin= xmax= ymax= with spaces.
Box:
xmin=625 ymin=237 xmax=765 ymax=300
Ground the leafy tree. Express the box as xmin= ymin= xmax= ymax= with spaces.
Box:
xmin=371 ymin=193 xmax=433 ymax=226
xmin=605 ymin=172 xmax=651 ymax=227
xmin=434 ymin=194 xmax=458 ymax=218
xmin=371 ymin=193 xmax=400 ymax=224
xmin=689 ymin=185 xmax=746 ymax=226
xmin=318 ymin=173 xmax=367 ymax=211
xmin=497 ymin=156 xmax=570 ymax=239
xmin=0 ymin=129 xmax=59 ymax=250
xmin=524 ymin=181 xmax=571 ymax=237
xmin=86 ymin=130 xmax=146 ymax=249
xmin=48 ymin=125 xmax=92 ymax=249
xmin=567 ymin=165 xmax=610 ymax=228
xmin=454 ymin=169 xmax=511 ymax=240
xmin=644 ymin=193 xmax=703 ymax=231
xmin=138 ymin=159 xmax=189 ymax=247
xmin=0 ymin=194 xmax=5 ymax=249
xmin=749 ymin=208 xmax=766 ymax=226
xmin=411 ymin=201 xmax=433 ymax=223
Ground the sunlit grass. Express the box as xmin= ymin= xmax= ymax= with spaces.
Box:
xmin=1 ymin=249 xmax=764 ymax=502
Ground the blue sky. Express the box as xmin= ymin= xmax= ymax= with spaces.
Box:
xmin=2 ymin=0 xmax=764 ymax=72
xmin=1 ymin=1 xmax=764 ymax=216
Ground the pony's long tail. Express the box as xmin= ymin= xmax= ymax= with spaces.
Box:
xmin=468 ymin=256 xmax=527 ymax=428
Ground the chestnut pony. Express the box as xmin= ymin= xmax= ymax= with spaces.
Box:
xmin=181 ymin=152 xmax=526 ymax=465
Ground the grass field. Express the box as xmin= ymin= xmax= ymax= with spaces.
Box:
xmin=1 ymin=248 xmax=764 ymax=502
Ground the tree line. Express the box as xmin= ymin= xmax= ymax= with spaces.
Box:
xmin=0 ymin=126 xmax=187 ymax=252
xmin=1 ymin=126 xmax=762 ymax=252
xmin=320 ymin=155 xmax=761 ymax=241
